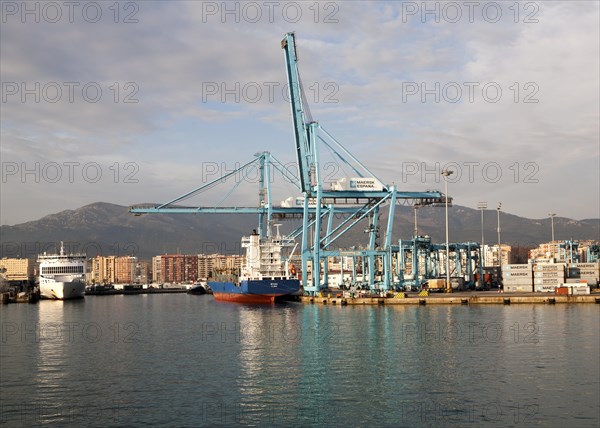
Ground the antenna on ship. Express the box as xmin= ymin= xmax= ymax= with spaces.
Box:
xmin=60 ymin=241 xmax=64 ymax=256
xmin=274 ymin=224 xmax=282 ymax=238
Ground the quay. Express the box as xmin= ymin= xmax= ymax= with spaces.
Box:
xmin=299 ymin=291 xmax=600 ymax=305
xmin=85 ymin=288 xmax=189 ymax=296
xmin=1 ymin=289 xmax=40 ymax=304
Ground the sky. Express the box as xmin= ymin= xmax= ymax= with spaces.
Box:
xmin=1 ymin=1 xmax=599 ymax=226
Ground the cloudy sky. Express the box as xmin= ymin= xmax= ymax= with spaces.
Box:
xmin=1 ymin=1 xmax=598 ymax=225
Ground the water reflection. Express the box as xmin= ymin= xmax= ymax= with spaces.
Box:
xmin=1 ymin=297 xmax=598 ymax=427
xmin=35 ymin=301 xmax=73 ymax=424
xmin=234 ymin=304 xmax=305 ymax=425
xmin=1 ymin=302 xmax=41 ymax=426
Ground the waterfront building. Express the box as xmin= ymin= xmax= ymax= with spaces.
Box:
xmin=482 ymin=244 xmax=511 ymax=267
xmin=91 ymin=256 xmax=116 ymax=284
xmin=133 ymin=259 xmax=150 ymax=284
xmin=197 ymin=254 xmax=243 ymax=279
xmin=152 ymin=256 xmax=162 ymax=283
xmin=160 ymin=254 xmax=198 ymax=283
xmin=0 ymin=258 xmax=36 ymax=282
xmin=529 ymin=240 xmax=599 ymax=262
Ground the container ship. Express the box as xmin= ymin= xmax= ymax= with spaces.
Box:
xmin=209 ymin=226 xmax=300 ymax=303
xmin=38 ymin=242 xmax=86 ymax=299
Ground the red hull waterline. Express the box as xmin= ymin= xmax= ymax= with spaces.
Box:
xmin=212 ymin=292 xmax=276 ymax=304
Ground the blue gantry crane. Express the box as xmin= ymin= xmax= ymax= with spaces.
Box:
xmin=280 ymin=32 xmax=447 ymax=294
xmin=395 ymin=237 xmax=480 ymax=290
xmin=130 ymin=32 xmax=450 ymax=295
xmin=131 ymin=152 xmax=305 ymax=238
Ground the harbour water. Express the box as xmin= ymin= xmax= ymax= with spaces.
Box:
xmin=1 ymin=295 xmax=598 ymax=427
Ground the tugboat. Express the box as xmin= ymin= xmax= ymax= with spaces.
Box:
xmin=187 ymin=282 xmax=208 ymax=295
xmin=209 ymin=226 xmax=300 ymax=304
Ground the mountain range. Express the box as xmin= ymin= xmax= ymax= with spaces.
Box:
xmin=1 ymin=202 xmax=598 ymax=260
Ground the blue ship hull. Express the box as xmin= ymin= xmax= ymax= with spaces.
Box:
xmin=209 ymin=279 xmax=300 ymax=303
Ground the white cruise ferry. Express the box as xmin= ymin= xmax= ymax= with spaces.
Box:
xmin=38 ymin=242 xmax=86 ymax=299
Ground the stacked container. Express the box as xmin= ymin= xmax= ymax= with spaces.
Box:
xmin=567 ymin=262 xmax=600 ymax=287
xmin=502 ymin=264 xmax=533 ymax=292
xmin=534 ymin=263 xmax=566 ymax=292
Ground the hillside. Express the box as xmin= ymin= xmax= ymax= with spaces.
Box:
xmin=1 ymin=202 xmax=598 ymax=260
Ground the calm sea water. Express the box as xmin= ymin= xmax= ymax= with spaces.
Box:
xmin=1 ymin=295 xmax=598 ymax=427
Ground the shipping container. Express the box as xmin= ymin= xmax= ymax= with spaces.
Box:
xmin=533 ymin=263 xmax=566 ymax=272
xmin=504 ymin=284 xmax=533 ymax=293
xmin=534 ymin=277 xmax=563 ymax=285
xmin=534 ymin=271 xmax=565 ymax=278
xmin=569 ymin=285 xmax=591 ymax=295
xmin=427 ymin=279 xmax=446 ymax=289
xmin=568 ymin=262 xmax=600 ymax=269
xmin=504 ymin=271 xmax=533 ymax=278
xmin=555 ymin=287 xmax=569 ymax=295
xmin=503 ymin=278 xmax=533 ymax=285
xmin=333 ymin=177 xmax=384 ymax=191
xmin=535 ymin=284 xmax=557 ymax=293
xmin=502 ymin=264 xmax=532 ymax=271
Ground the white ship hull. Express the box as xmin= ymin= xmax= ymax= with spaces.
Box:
xmin=38 ymin=242 xmax=87 ymax=300
xmin=40 ymin=280 xmax=85 ymax=300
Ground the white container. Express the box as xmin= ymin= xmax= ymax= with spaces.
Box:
xmin=568 ymin=285 xmax=590 ymax=295
xmin=504 ymin=271 xmax=533 ymax=278
xmin=502 ymin=264 xmax=532 ymax=271
xmin=504 ymin=284 xmax=533 ymax=292
xmin=534 ymin=271 xmax=565 ymax=278
xmin=534 ymin=263 xmax=566 ymax=272
xmin=569 ymin=262 xmax=600 ymax=269
xmin=535 ymin=284 xmax=557 ymax=293
xmin=503 ymin=278 xmax=533 ymax=286
xmin=332 ymin=177 xmax=384 ymax=191
xmin=534 ymin=277 xmax=562 ymax=285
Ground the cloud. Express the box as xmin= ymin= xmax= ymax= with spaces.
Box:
xmin=1 ymin=1 xmax=598 ymax=225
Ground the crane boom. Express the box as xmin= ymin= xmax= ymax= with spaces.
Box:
xmin=281 ymin=32 xmax=314 ymax=195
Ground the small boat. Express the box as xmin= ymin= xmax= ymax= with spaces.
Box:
xmin=85 ymin=284 xmax=118 ymax=295
xmin=187 ymin=283 xmax=207 ymax=295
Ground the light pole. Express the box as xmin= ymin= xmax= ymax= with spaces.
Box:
xmin=496 ymin=202 xmax=502 ymax=267
xmin=413 ymin=204 xmax=419 ymax=237
xmin=442 ymin=170 xmax=454 ymax=292
xmin=478 ymin=201 xmax=487 ymax=267
xmin=548 ymin=212 xmax=556 ymax=243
